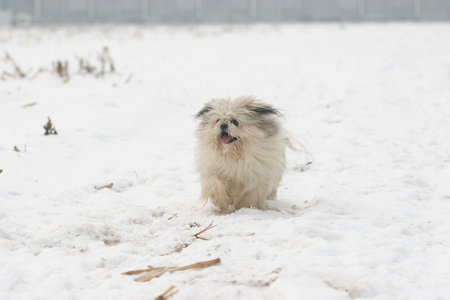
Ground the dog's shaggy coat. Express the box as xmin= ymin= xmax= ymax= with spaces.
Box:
xmin=195 ymin=96 xmax=293 ymax=212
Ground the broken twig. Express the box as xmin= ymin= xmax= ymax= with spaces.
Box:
xmin=123 ymin=258 xmax=221 ymax=282
xmin=96 ymin=183 xmax=114 ymax=190
xmin=29 ymin=67 xmax=47 ymax=80
xmin=5 ymin=53 xmax=26 ymax=78
xmin=23 ymin=102 xmax=37 ymax=108
xmin=168 ymin=214 xmax=178 ymax=220
xmin=193 ymin=221 xmax=217 ymax=240
xmin=155 ymin=286 xmax=178 ymax=300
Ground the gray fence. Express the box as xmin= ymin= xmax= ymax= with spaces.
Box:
xmin=1 ymin=0 xmax=450 ymax=24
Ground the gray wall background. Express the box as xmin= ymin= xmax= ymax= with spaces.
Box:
xmin=1 ymin=0 xmax=450 ymax=24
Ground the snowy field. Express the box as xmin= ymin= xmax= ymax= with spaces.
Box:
xmin=1 ymin=23 xmax=450 ymax=300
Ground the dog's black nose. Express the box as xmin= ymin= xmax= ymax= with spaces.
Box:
xmin=220 ymin=123 xmax=228 ymax=131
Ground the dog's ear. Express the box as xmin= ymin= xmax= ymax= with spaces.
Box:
xmin=249 ymin=105 xmax=282 ymax=117
xmin=195 ymin=106 xmax=212 ymax=119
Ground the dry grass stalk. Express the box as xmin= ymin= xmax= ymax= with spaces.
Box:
xmin=2 ymin=71 xmax=13 ymax=78
xmin=75 ymin=56 xmax=96 ymax=74
xmin=98 ymin=46 xmax=115 ymax=77
xmin=75 ymin=47 xmax=114 ymax=77
xmin=96 ymin=183 xmax=114 ymax=190
xmin=163 ymin=221 xmax=215 ymax=255
xmin=53 ymin=61 xmax=70 ymax=82
xmin=29 ymin=67 xmax=47 ymax=80
xmin=193 ymin=221 xmax=217 ymax=240
xmin=5 ymin=53 xmax=26 ymax=78
xmin=56 ymin=61 xmax=67 ymax=77
xmin=168 ymin=214 xmax=178 ymax=220
xmin=155 ymin=286 xmax=178 ymax=300
xmin=173 ymin=243 xmax=189 ymax=253
xmin=265 ymin=267 xmax=283 ymax=287
xmin=123 ymin=258 xmax=221 ymax=282
xmin=23 ymin=102 xmax=37 ymax=108
xmin=124 ymin=74 xmax=132 ymax=84
xmin=0 ymin=71 xmax=7 ymax=80
xmin=14 ymin=146 xmax=20 ymax=152
xmin=44 ymin=117 xmax=58 ymax=135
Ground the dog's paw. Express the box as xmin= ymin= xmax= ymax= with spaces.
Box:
xmin=266 ymin=200 xmax=300 ymax=215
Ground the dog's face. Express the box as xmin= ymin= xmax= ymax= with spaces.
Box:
xmin=195 ymin=96 xmax=282 ymax=156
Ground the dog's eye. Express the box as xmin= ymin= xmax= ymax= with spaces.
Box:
xmin=216 ymin=119 xmax=220 ymax=123
xmin=231 ymin=119 xmax=239 ymax=126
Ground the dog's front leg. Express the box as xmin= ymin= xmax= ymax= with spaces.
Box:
xmin=234 ymin=185 xmax=269 ymax=210
xmin=200 ymin=175 xmax=231 ymax=211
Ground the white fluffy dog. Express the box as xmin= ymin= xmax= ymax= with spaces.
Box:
xmin=195 ymin=96 xmax=295 ymax=212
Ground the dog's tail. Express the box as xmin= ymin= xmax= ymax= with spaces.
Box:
xmin=285 ymin=131 xmax=314 ymax=168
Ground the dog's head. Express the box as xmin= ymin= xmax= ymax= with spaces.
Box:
xmin=195 ymin=96 xmax=282 ymax=156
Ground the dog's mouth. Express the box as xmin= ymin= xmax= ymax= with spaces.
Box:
xmin=221 ymin=133 xmax=238 ymax=144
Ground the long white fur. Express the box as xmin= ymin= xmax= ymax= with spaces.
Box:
xmin=195 ymin=96 xmax=292 ymax=212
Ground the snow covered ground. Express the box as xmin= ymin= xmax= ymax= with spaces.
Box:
xmin=1 ymin=23 xmax=450 ymax=300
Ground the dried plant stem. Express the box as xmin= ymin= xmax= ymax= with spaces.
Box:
xmin=5 ymin=53 xmax=26 ymax=78
xmin=168 ymin=258 xmax=221 ymax=272
xmin=23 ymin=102 xmax=37 ymax=108
xmin=96 ymin=183 xmax=113 ymax=190
xmin=193 ymin=221 xmax=216 ymax=240
xmin=29 ymin=68 xmax=46 ymax=80
xmin=98 ymin=47 xmax=115 ymax=76
xmin=125 ymin=74 xmax=132 ymax=84
xmin=168 ymin=214 xmax=178 ymax=220
xmin=123 ymin=258 xmax=221 ymax=282
xmin=155 ymin=286 xmax=178 ymax=300
xmin=173 ymin=243 xmax=189 ymax=253
xmin=43 ymin=117 xmax=58 ymax=135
